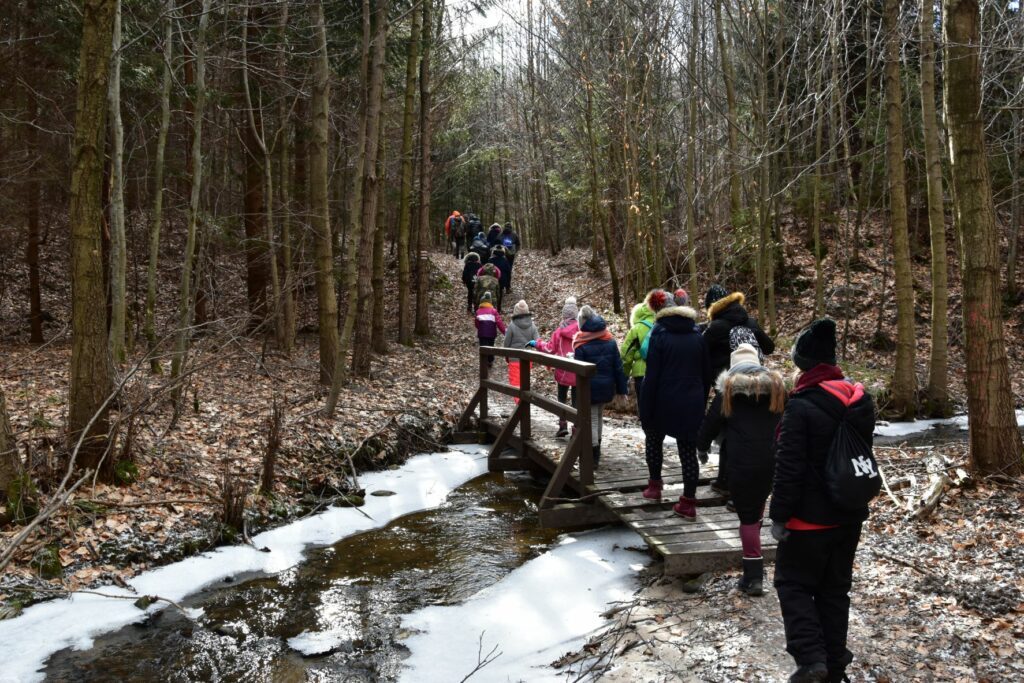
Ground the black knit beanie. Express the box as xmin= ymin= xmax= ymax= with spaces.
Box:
xmin=704 ymin=284 xmax=728 ymax=310
xmin=793 ymin=318 xmax=837 ymax=371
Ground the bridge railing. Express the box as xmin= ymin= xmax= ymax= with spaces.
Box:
xmin=456 ymin=346 xmax=597 ymax=509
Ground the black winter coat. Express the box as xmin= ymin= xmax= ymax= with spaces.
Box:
xmin=703 ymin=293 xmax=775 ymax=378
xmin=639 ymin=307 xmax=712 ymax=440
xmin=697 ymin=369 xmax=782 ymax=494
xmin=573 ymin=315 xmax=628 ymax=405
xmin=461 ymin=260 xmax=479 ymax=287
xmin=769 ymin=380 xmax=875 ymax=526
xmin=486 ymin=227 xmax=502 ymax=246
xmin=488 ymin=255 xmax=512 ymax=289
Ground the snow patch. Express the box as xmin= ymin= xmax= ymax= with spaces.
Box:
xmin=874 ymin=411 xmax=1024 ymax=438
xmin=0 ymin=446 xmax=489 ymax=683
xmin=398 ymin=527 xmax=649 ymax=683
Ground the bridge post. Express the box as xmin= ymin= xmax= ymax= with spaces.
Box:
xmin=520 ymin=357 xmax=531 ymax=443
xmin=576 ymin=375 xmax=593 ymax=488
xmin=478 ymin=349 xmax=489 ymax=423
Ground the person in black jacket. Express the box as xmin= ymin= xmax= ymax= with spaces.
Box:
xmin=697 ymin=343 xmax=786 ymax=596
xmin=461 ymin=253 xmax=481 ymax=314
xmin=703 ymin=287 xmax=775 ymax=378
xmin=487 ymin=247 xmax=513 ymax=295
xmin=703 ymin=285 xmax=776 ymax=497
xmin=638 ymin=305 xmax=712 ymax=518
xmin=770 ymin=319 xmax=875 ymax=683
xmin=573 ymin=306 xmax=628 ymax=467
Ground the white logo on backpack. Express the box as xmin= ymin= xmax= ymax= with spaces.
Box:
xmin=851 ymin=455 xmax=878 ymax=479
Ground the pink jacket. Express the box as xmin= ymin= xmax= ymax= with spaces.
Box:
xmin=537 ymin=320 xmax=579 ymax=386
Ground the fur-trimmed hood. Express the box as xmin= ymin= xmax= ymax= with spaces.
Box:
xmin=630 ymin=302 xmax=654 ymax=326
xmin=655 ymin=306 xmax=698 ymax=321
xmin=715 ymin=365 xmax=781 ymax=396
xmin=707 ymin=292 xmax=745 ymax=320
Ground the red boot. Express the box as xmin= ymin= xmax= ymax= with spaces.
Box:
xmin=673 ymin=495 xmax=697 ymax=520
xmin=642 ymin=479 xmax=663 ymax=500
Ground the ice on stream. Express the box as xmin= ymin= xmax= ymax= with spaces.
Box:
xmin=873 ymin=409 xmax=1024 ymax=438
xmin=0 ymin=446 xmax=489 ymax=683
xmin=398 ymin=527 xmax=649 ymax=683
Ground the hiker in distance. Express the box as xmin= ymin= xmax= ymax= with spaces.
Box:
xmin=697 ymin=342 xmax=786 ymax=597
xmin=461 ymin=252 xmax=481 ymax=314
xmin=445 ymin=210 xmax=466 ymax=259
xmin=638 ymin=301 xmax=712 ymax=519
xmin=572 ymin=305 xmax=628 ymax=468
xmin=771 ymin=319 xmax=877 ymax=683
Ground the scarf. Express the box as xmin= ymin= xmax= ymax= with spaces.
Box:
xmin=793 ymin=364 xmax=844 ymax=394
xmin=572 ymin=328 xmax=612 ymax=350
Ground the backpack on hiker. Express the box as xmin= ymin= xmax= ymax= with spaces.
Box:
xmin=810 ymin=392 xmax=882 ymax=510
xmin=638 ymin=320 xmax=655 ymax=360
xmin=450 ymin=216 xmax=465 ymax=241
xmin=501 ymin=233 xmax=517 ymax=256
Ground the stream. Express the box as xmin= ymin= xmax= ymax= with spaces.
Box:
xmin=42 ymin=472 xmax=563 ymax=682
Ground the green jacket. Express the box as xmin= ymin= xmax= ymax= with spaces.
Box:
xmin=621 ymin=303 xmax=656 ymax=378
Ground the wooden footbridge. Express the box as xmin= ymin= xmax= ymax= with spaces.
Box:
xmin=454 ymin=347 xmax=775 ymax=576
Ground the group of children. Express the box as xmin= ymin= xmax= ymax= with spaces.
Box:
xmin=469 ymin=280 xmax=874 ymax=683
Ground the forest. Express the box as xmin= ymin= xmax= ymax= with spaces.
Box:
xmin=0 ymin=0 xmax=1023 ymax=681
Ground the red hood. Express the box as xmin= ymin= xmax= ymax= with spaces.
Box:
xmin=818 ymin=380 xmax=865 ymax=407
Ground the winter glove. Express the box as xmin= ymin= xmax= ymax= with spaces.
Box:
xmin=771 ymin=522 xmax=790 ymax=543
xmin=697 ymin=450 xmax=709 ymax=465
xmin=526 ymin=340 xmax=537 ymax=348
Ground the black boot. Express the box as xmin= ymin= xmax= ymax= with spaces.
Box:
xmin=789 ymin=663 xmax=828 ymax=683
xmin=738 ymin=557 xmax=764 ymax=597
xmin=592 ymin=445 xmax=601 ymax=468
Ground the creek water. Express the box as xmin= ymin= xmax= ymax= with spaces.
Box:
xmin=42 ymin=472 xmax=562 ymax=682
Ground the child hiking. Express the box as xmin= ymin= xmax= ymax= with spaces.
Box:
xmin=535 ymin=297 xmax=579 ymax=437
xmin=621 ymin=289 xmax=671 ymax=414
xmin=474 ymin=292 xmax=505 ymax=369
xmin=461 ymin=253 xmax=480 ymax=314
xmin=771 ymin=319 xmax=875 ymax=683
xmin=638 ymin=303 xmax=711 ymax=519
xmin=696 ymin=343 xmax=786 ymax=596
xmin=504 ymin=300 xmax=540 ymax=402
xmin=572 ymin=306 xmax=628 ymax=468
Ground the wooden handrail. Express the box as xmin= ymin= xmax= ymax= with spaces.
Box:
xmin=479 ymin=346 xmax=596 ymax=376
xmin=460 ymin=345 xmax=597 ymax=505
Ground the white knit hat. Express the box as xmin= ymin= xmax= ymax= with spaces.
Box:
xmin=730 ymin=343 xmax=761 ymax=370
xmin=513 ymin=300 xmax=530 ymax=316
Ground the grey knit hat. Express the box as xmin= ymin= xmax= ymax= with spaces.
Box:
xmin=561 ymin=297 xmax=579 ymax=321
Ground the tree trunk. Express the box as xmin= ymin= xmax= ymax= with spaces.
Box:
xmin=883 ymin=0 xmax=917 ymax=420
xmin=68 ymin=0 xmax=116 ymax=477
xmin=107 ymin=0 xmax=127 ymax=364
xmin=278 ymin=1 xmax=295 ymax=354
xmin=352 ymin=0 xmax=389 ymax=377
xmin=396 ymin=0 xmax=421 ymax=346
xmin=943 ymin=0 xmax=1024 ymax=475
xmin=812 ymin=67 xmax=825 ymax=318
xmin=714 ymin=0 xmax=742 ymax=232
xmin=242 ymin=3 xmax=285 ymax=349
xmin=920 ymin=0 xmax=950 ymax=417
xmin=25 ymin=87 xmax=44 ymax=344
xmin=1007 ymin=114 xmax=1021 ymax=301
xmin=170 ymin=0 xmax=210 ymax=384
xmin=0 ymin=384 xmax=21 ymax=499
xmin=371 ymin=114 xmax=388 ymax=355
xmin=332 ymin=0 xmax=373 ymax=397
xmin=311 ymin=0 xmax=338 ymax=387
xmin=685 ymin=0 xmax=699 ymax=297
xmin=243 ymin=122 xmax=268 ymax=328
xmin=146 ymin=0 xmax=174 ymax=374
xmin=414 ymin=0 xmax=435 ymax=337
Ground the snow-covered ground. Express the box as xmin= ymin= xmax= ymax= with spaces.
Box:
xmin=873 ymin=409 xmax=1024 ymax=438
xmin=0 ymin=446 xmax=489 ymax=682
xmin=399 ymin=527 xmax=649 ymax=682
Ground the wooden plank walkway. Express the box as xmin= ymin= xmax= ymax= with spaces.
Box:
xmin=476 ymin=409 xmax=777 ymax=576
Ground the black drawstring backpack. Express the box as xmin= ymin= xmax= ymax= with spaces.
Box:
xmin=808 ymin=390 xmax=881 ymax=510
